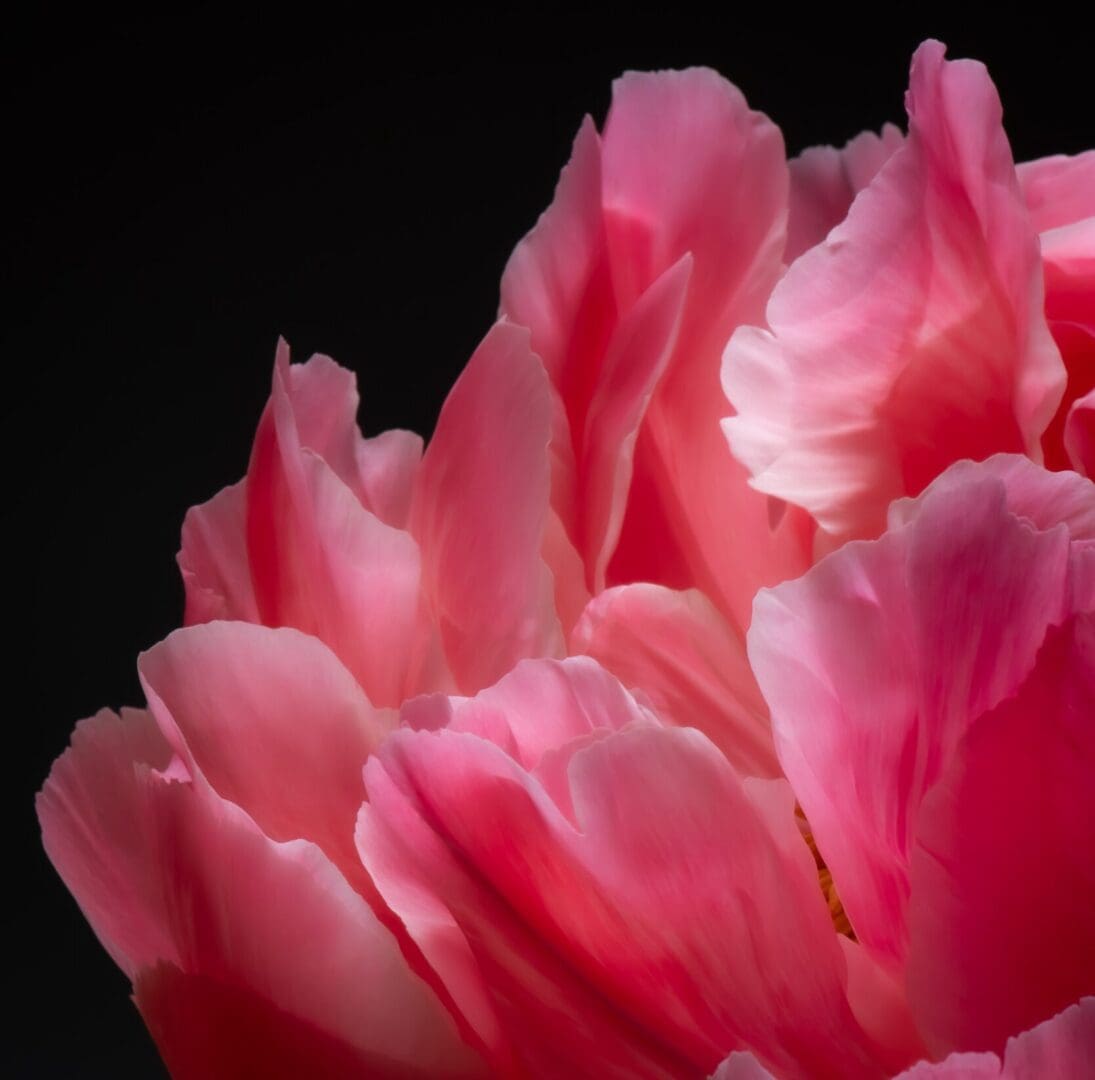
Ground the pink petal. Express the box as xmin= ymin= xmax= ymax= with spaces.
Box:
xmin=247 ymin=341 xmax=426 ymax=705
xmin=37 ymin=708 xmax=179 ymax=977
xmin=725 ymin=40 xmax=1064 ymax=538
xmin=604 ymin=69 xmax=811 ymax=629
xmin=502 ymin=67 xmax=810 ymax=631
xmin=38 ymin=709 xmax=480 ymax=1074
xmin=443 ymin=655 xmax=655 ymax=768
xmin=572 ymin=583 xmax=779 ymax=777
xmin=887 ymin=453 xmax=1095 ymax=540
xmin=749 ymin=468 xmax=1074 ymax=968
xmin=1040 ymin=218 xmax=1095 ymax=328
xmin=138 ymin=621 xmax=391 ymax=891
xmin=354 ymin=427 xmax=422 ymax=529
xmin=580 ymin=254 xmax=691 ymax=588
xmin=411 ymin=321 xmax=562 ymax=693
xmin=1066 ymin=384 xmax=1095 ymax=476
xmin=712 ymin=1051 xmax=778 ymax=1079
xmin=178 ymin=480 xmax=259 ymax=625
xmin=905 ymin=615 xmax=1095 ymax=1055
xmin=1017 ymin=151 xmax=1095 ymax=234
xmin=134 ymin=963 xmax=428 ymax=1080
xmin=360 ymin=722 xmax=890 ymax=1077
xmin=895 ymin=998 xmax=1095 ymax=1078
xmin=786 ymin=123 xmax=904 ymax=262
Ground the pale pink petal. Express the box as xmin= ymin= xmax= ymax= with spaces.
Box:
xmin=355 ymin=428 xmax=422 ymax=529
xmin=178 ymin=480 xmax=259 ymax=625
xmin=360 ymin=723 xmax=891 ymax=1077
xmin=411 ymin=321 xmax=562 ymax=692
xmin=749 ymin=470 xmax=1073 ymax=967
xmin=572 ymin=583 xmax=779 ymax=777
xmin=38 ymin=709 xmax=480 ymax=1074
xmin=711 ymin=1051 xmax=778 ymax=1079
xmin=274 ymin=350 xmax=372 ymax=497
xmin=445 ymin=655 xmax=654 ymax=768
xmin=247 ymin=341 xmax=426 ymax=705
xmin=1000 ymin=997 xmax=1095 ymax=1078
xmin=266 ymin=347 xmax=423 ymax=525
xmin=1017 ymin=152 xmax=1095 ymax=233
xmin=37 ymin=708 xmax=179 ymax=977
xmin=894 ymin=998 xmax=1095 ymax=1078
xmin=786 ymin=123 xmax=904 ymax=261
xmin=138 ymin=622 xmax=390 ymax=890
xmin=725 ymin=40 xmax=1064 ymax=538
xmin=906 ymin=616 xmax=1095 ymax=1055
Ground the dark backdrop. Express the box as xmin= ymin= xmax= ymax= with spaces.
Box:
xmin=7 ymin=10 xmax=1090 ymax=1076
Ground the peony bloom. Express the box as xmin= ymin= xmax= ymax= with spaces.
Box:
xmin=39 ymin=39 xmax=1093 ymax=1078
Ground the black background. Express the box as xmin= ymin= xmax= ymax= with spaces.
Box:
xmin=7 ymin=10 xmax=1090 ymax=1076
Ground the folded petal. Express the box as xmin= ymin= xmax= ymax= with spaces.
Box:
xmin=38 ymin=708 xmax=480 ymax=1074
xmin=503 ymin=67 xmax=809 ymax=631
xmin=725 ymin=40 xmax=1064 ymax=538
xmin=360 ymin=720 xmax=890 ymax=1077
xmin=410 ymin=321 xmax=562 ymax=692
xmin=247 ymin=341 xmax=426 ymax=705
xmin=37 ymin=708 xmax=179 ymax=977
xmin=749 ymin=465 xmax=1076 ymax=968
xmin=605 ymin=68 xmax=811 ymax=629
xmin=887 ymin=453 xmax=1095 ymax=540
xmin=572 ymin=583 xmax=779 ymax=777
xmin=178 ymin=480 xmax=259 ymax=625
xmin=138 ymin=622 xmax=390 ymax=888
xmin=786 ymin=124 xmax=904 ymax=262
xmin=906 ymin=615 xmax=1095 ymax=1055
xmin=429 ymin=655 xmax=655 ymax=769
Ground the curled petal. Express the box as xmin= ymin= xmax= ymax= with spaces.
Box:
xmin=725 ymin=40 xmax=1063 ymax=538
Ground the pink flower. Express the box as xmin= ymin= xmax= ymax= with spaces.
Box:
xmin=38 ymin=38 xmax=1094 ymax=1078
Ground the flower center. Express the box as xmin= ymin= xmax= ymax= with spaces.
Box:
xmin=800 ymin=818 xmax=855 ymax=939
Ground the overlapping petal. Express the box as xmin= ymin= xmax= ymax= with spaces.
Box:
xmin=725 ymin=41 xmax=1064 ymax=538
xmin=749 ymin=458 xmax=1095 ymax=1056
xmin=37 ymin=709 xmax=482 ymax=1076
xmin=359 ymin=661 xmax=896 ymax=1078
xmin=503 ymin=66 xmax=813 ymax=634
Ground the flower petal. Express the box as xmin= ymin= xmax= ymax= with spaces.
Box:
xmin=725 ymin=40 xmax=1063 ymax=538
xmin=749 ymin=466 xmax=1074 ymax=967
xmin=360 ymin=721 xmax=889 ymax=1077
xmin=894 ymin=998 xmax=1095 ymax=1078
xmin=906 ymin=616 xmax=1095 ymax=1055
xmin=785 ymin=124 xmax=904 ymax=262
xmin=247 ymin=341 xmax=426 ymax=705
xmin=178 ymin=480 xmax=259 ymax=625
xmin=572 ymin=583 xmax=779 ymax=777
xmin=410 ymin=321 xmax=562 ymax=692
xmin=38 ymin=709 xmax=480 ymax=1074
xmin=138 ymin=621 xmax=390 ymax=889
